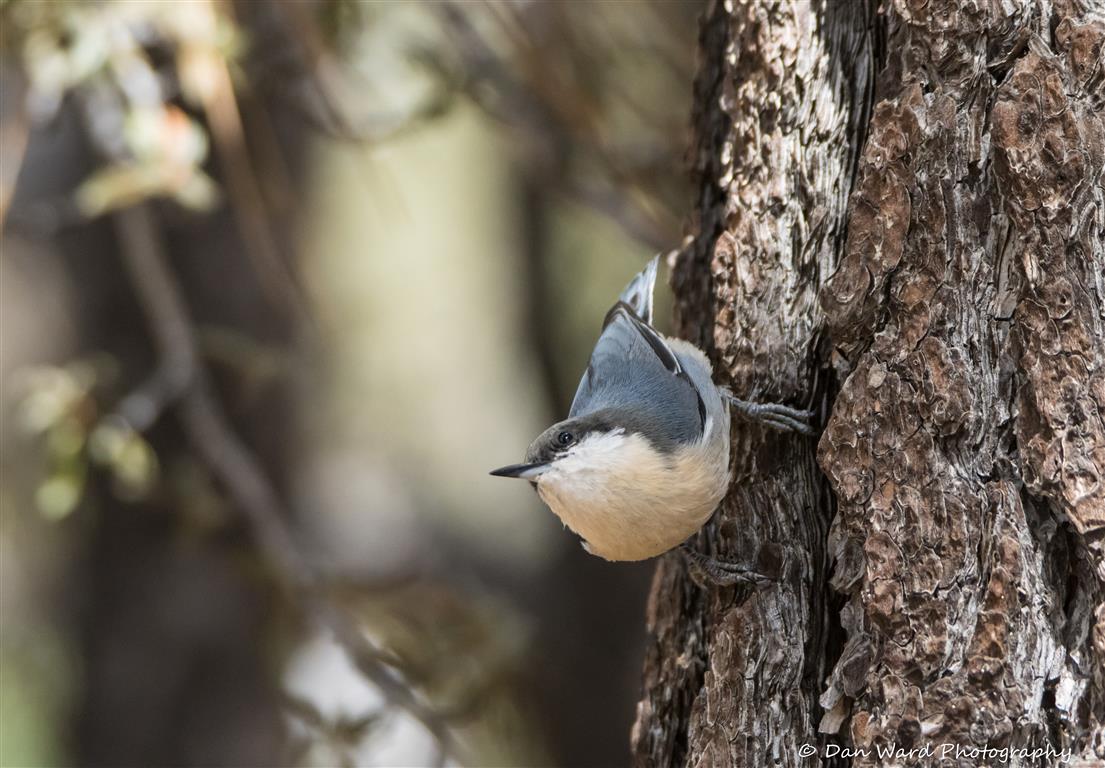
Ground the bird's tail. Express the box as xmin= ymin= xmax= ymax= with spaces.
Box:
xmin=618 ymin=256 xmax=659 ymax=325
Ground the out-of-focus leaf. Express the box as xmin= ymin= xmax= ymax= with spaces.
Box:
xmin=74 ymin=164 xmax=164 ymax=217
xmin=45 ymin=417 xmax=84 ymax=460
xmin=14 ymin=366 xmax=90 ymax=434
xmin=109 ymin=431 xmax=157 ymax=499
xmin=171 ymin=171 xmax=219 ymax=211
xmin=89 ymin=420 xmax=158 ymax=500
xmin=126 ymin=105 xmax=208 ymax=167
xmin=87 ymin=419 xmax=127 ymax=465
xmin=16 ymin=3 xmax=114 ymax=119
xmin=76 ymin=103 xmax=216 ymax=216
xmin=75 ymin=162 xmax=218 ymax=217
xmin=34 ymin=470 xmax=84 ymax=521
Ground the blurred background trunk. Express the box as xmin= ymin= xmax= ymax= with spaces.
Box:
xmin=5 ymin=5 xmax=342 ymax=765
xmin=41 ymin=11 xmax=306 ymax=761
xmin=632 ymin=1 xmax=1104 ymax=766
xmin=3 ymin=3 xmax=696 ymax=766
xmin=7 ymin=96 xmax=295 ymax=768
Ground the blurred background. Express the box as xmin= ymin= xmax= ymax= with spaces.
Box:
xmin=0 ymin=2 xmax=701 ymax=766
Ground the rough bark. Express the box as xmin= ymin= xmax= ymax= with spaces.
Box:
xmin=634 ymin=0 xmax=1105 ymax=766
xmin=633 ymin=1 xmax=878 ymax=765
xmin=818 ymin=0 xmax=1105 ymax=764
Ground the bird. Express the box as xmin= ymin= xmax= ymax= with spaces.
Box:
xmin=490 ymin=256 xmax=815 ymax=584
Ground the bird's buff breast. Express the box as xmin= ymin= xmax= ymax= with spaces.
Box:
xmin=535 ymin=428 xmax=730 ymax=562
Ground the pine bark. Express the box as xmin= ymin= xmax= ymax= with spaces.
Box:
xmin=632 ymin=1 xmax=1105 ymax=766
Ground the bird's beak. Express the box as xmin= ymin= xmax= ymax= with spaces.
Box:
xmin=489 ymin=462 xmax=550 ymax=480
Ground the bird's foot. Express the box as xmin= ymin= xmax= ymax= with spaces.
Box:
xmin=721 ymin=391 xmax=817 ymax=435
xmin=680 ymin=544 xmax=775 ymax=589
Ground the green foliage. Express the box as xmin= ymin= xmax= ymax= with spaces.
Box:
xmin=14 ymin=362 xmax=158 ymax=519
xmin=6 ymin=0 xmax=238 ymax=215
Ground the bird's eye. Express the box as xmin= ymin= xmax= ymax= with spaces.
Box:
xmin=557 ymin=431 xmax=574 ymax=447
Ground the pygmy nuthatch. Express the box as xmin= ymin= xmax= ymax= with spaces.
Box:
xmin=491 ymin=257 xmax=814 ymax=580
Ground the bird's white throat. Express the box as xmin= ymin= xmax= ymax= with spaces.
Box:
xmin=535 ymin=426 xmax=729 ymax=562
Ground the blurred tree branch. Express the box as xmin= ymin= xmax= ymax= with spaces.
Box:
xmin=433 ymin=1 xmax=680 ymax=252
xmin=197 ymin=4 xmax=307 ymax=323
xmin=112 ymin=201 xmax=460 ymax=765
xmin=2 ymin=1 xmax=489 ymax=759
xmin=249 ymin=0 xmax=693 ymax=253
xmin=269 ymin=1 xmax=457 ymax=144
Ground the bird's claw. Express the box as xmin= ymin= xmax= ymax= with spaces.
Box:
xmin=680 ymin=544 xmax=775 ymax=589
xmin=722 ymin=392 xmax=817 ymax=436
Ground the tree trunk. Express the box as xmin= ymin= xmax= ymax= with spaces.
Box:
xmin=633 ymin=1 xmax=1105 ymax=766
xmin=3 ymin=5 xmax=309 ymax=763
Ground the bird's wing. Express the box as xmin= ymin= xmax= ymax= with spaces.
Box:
xmin=617 ymin=256 xmax=658 ymax=325
xmin=569 ymin=303 xmax=705 ymax=445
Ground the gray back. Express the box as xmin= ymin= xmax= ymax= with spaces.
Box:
xmin=569 ymin=305 xmax=704 ymax=450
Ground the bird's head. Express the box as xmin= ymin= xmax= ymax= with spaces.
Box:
xmin=489 ymin=407 xmax=684 ymax=484
xmin=490 ymin=414 xmax=609 ymax=482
